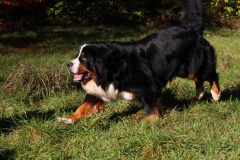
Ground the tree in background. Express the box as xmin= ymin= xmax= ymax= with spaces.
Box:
xmin=45 ymin=0 xmax=178 ymax=26
xmin=0 ymin=0 xmax=239 ymax=31
xmin=0 ymin=0 xmax=46 ymax=31
xmin=205 ymin=0 xmax=240 ymax=28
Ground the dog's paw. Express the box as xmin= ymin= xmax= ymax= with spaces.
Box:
xmin=196 ymin=86 xmax=205 ymax=100
xmin=57 ymin=117 xmax=74 ymax=124
xmin=211 ymin=90 xmax=221 ymax=101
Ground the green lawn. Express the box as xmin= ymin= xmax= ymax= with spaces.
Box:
xmin=0 ymin=26 xmax=240 ymax=159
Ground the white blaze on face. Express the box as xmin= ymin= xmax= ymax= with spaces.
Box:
xmin=69 ymin=44 xmax=88 ymax=74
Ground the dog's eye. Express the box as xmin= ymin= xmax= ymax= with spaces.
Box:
xmin=80 ymin=55 xmax=86 ymax=61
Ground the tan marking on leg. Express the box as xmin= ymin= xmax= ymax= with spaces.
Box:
xmin=209 ymin=80 xmax=221 ymax=101
xmin=58 ymin=100 xmax=105 ymax=124
xmin=188 ymin=74 xmax=198 ymax=81
xmin=146 ymin=99 xmax=164 ymax=121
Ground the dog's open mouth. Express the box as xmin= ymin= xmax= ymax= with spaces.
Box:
xmin=73 ymin=73 xmax=92 ymax=82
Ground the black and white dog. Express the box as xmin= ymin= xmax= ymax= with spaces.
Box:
xmin=59 ymin=0 xmax=220 ymax=124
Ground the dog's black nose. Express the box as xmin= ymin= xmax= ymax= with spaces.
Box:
xmin=67 ymin=62 xmax=73 ymax=67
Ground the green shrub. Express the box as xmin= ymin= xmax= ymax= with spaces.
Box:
xmin=205 ymin=0 xmax=240 ymax=28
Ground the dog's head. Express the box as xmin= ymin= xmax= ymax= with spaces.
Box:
xmin=67 ymin=44 xmax=91 ymax=82
xmin=67 ymin=43 xmax=117 ymax=86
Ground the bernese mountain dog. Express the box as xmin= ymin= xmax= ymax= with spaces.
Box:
xmin=58 ymin=0 xmax=221 ymax=124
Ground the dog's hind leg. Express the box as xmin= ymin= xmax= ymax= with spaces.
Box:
xmin=187 ymin=74 xmax=205 ymax=100
xmin=194 ymin=78 xmax=220 ymax=101
xmin=141 ymin=95 xmax=164 ymax=121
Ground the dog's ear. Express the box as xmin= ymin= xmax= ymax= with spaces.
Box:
xmin=92 ymin=47 xmax=125 ymax=88
xmin=103 ymin=49 xmax=129 ymax=88
xmin=86 ymin=47 xmax=110 ymax=88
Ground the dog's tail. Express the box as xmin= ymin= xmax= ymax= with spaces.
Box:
xmin=180 ymin=0 xmax=205 ymax=34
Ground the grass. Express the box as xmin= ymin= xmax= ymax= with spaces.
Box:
xmin=0 ymin=25 xmax=240 ymax=159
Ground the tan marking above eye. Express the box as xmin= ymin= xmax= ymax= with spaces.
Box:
xmin=80 ymin=55 xmax=87 ymax=61
xmin=80 ymin=52 xmax=86 ymax=60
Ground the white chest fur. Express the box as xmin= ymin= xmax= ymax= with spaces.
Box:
xmin=81 ymin=80 xmax=134 ymax=102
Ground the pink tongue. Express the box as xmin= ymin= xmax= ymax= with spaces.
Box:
xmin=74 ymin=74 xmax=83 ymax=81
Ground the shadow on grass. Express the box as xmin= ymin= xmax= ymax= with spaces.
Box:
xmin=0 ymin=26 xmax=149 ymax=49
xmin=221 ymin=83 xmax=240 ymax=101
xmin=0 ymin=28 xmax=93 ymax=49
xmin=0 ymin=149 xmax=15 ymax=160
xmin=108 ymin=104 xmax=142 ymax=122
xmin=0 ymin=110 xmax=56 ymax=135
xmin=1 ymin=26 xmax=236 ymax=50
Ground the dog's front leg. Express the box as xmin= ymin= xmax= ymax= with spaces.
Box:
xmin=58 ymin=94 xmax=105 ymax=124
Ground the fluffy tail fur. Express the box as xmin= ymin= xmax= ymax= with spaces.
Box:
xmin=180 ymin=0 xmax=205 ymax=34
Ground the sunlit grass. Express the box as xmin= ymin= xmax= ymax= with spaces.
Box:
xmin=0 ymin=26 xmax=240 ymax=159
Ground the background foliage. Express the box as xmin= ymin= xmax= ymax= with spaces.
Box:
xmin=1 ymin=0 xmax=240 ymax=31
